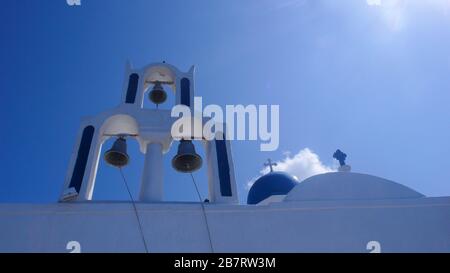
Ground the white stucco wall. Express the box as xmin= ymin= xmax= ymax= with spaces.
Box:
xmin=0 ymin=197 xmax=449 ymax=253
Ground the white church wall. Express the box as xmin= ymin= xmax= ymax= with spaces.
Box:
xmin=0 ymin=197 xmax=449 ymax=253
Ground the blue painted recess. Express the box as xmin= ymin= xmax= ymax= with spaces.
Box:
xmin=69 ymin=125 xmax=95 ymax=193
xmin=215 ymin=135 xmax=232 ymax=197
xmin=125 ymin=73 xmax=139 ymax=104
xmin=180 ymin=78 xmax=190 ymax=106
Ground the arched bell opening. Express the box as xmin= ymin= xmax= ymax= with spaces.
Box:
xmin=94 ymin=136 xmax=144 ymax=201
xmin=92 ymin=114 xmax=143 ymax=201
xmin=140 ymin=64 xmax=178 ymax=110
xmin=163 ymin=139 xmax=209 ymax=202
xmin=164 ymin=109 xmax=210 ymax=201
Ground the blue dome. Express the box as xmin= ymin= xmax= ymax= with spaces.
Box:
xmin=247 ymin=172 xmax=298 ymax=204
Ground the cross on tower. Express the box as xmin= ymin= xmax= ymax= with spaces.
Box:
xmin=264 ymin=158 xmax=277 ymax=173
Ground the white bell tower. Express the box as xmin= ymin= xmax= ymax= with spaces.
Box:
xmin=60 ymin=62 xmax=239 ymax=204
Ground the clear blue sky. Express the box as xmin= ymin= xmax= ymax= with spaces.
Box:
xmin=1 ymin=0 xmax=450 ymax=203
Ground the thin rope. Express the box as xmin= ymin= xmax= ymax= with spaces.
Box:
xmin=119 ymin=167 xmax=149 ymax=253
xmin=189 ymin=172 xmax=214 ymax=253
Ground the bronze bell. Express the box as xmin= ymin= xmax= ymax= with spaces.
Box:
xmin=172 ymin=140 xmax=202 ymax=173
xmin=149 ymin=81 xmax=167 ymax=105
xmin=104 ymin=137 xmax=129 ymax=167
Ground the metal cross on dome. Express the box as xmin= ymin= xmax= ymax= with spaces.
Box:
xmin=264 ymin=158 xmax=277 ymax=173
xmin=333 ymin=149 xmax=347 ymax=166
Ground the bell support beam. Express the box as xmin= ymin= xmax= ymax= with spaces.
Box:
xmin=139 ymin=142 xmax=164 ymax=202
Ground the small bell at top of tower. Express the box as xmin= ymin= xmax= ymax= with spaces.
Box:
xmin=148 ymin=81 xmax=167 ymax=106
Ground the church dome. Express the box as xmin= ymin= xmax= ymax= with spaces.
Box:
xmin=285 ymin=172 xmax=424 ymax=202
xmin=247 ymin=172 xmax=299 ymax=204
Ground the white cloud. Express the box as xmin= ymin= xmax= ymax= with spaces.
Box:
xmin=367 ymin=0 xmax=382 ymax=6
xmin=246 ymin=148 xmax=337 ymax=190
